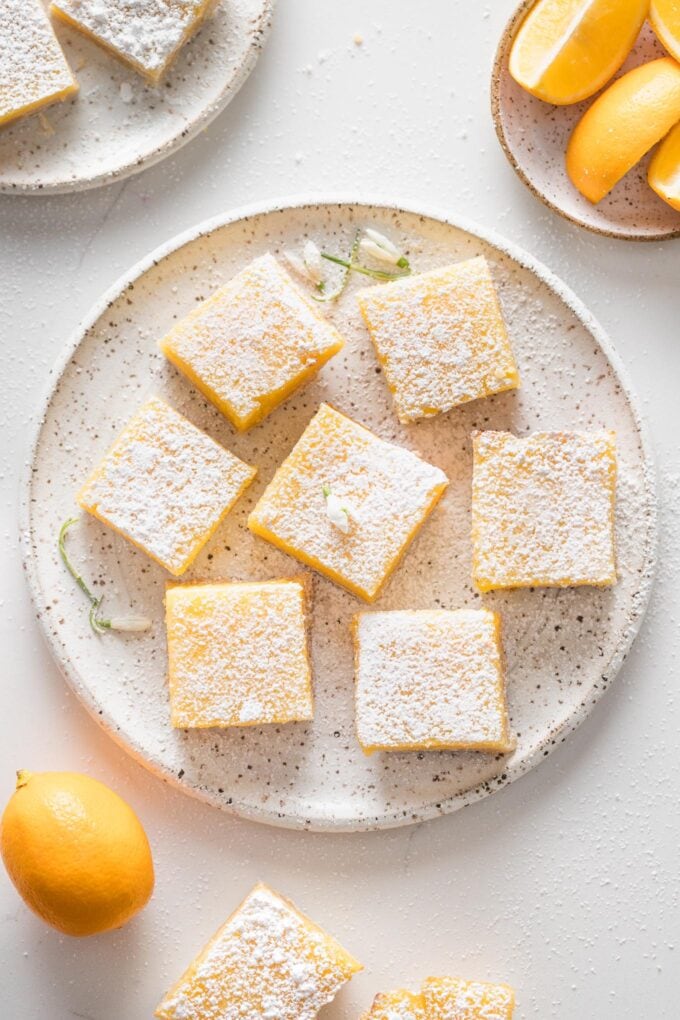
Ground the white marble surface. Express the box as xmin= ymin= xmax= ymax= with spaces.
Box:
xmin=0 ymin=2 xmax=678 ymax=1017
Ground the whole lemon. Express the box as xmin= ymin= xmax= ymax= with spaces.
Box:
xmin=0 ymin=770 xmax=154 ymax=937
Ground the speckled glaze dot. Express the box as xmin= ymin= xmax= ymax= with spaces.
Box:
xmin=20 ymin=199 xmax=657 ymax=831
xmin=491 ymin=0 xmax=680 ymax=241
xmin=0 ymin=0 xmax=274 ymax=195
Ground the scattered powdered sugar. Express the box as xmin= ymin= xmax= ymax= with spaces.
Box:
xmin=52 ymin=0 xmax=214 ymax=78
xmin=166 ymin=580 xmax=313 ymax=728
xmin=0 ymin=0 xmax=76 ymax=123
xmin=356 ymin=256 xmax=519 ymax=423
xmin=362 ymin=989 xmax=426 ymax=1020
xmin=472 ymin=430 xmax=617 ymax=591
xmin=159 ymin=253 xmax=344 ymax=428
xmin=78 ymin=396 xmax=255 ymax=576
xmin=155 ymin=883 xmax=361 ymax=1020
xmin=354 ymin=609 xmax=513 ymax=753
xmin=422 ymin=976 xmax=515 ymax=1020
xmin=249 ymin=403 xmax=448 ymax=601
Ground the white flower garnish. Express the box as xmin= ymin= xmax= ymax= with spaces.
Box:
xmin=302 ymin=239 xmax=324 ymax=283
xmin=360 ymin=228 xmax=408 ymax=267
xmin=107 ymin=615 xmax=152 ymax=633
xmin=322 ymin=484 xmax=353 ymax=533
xmin=283 ymin=250 xmax=314 ymax=283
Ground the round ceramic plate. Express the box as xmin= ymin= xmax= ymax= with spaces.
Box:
xmin=21 ymin=198 xmax=656 ymax=830
xmin=0 ymin=0 xmax=273 ymax=195
xmin=492 ymin=0 xmax=680 ymax=240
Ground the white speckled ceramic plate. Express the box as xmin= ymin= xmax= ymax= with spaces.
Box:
xmin=21 ymin=198 xmax=656 ymax=830
xmin=0 ymin=0 xmax=273 ymax=194
xmin=492 ymin=1 xmax=680 ymax=240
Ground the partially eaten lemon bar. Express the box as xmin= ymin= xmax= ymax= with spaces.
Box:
xmin=356 ymin=256 xmax=519 ymax=423
xmin=362 ymin=989 xmax=426 ymax=1019
xmin=50 ymin=0 xmax=215 ymax=83
xmin=154 ymin=882 xmax=362 ymax=1020
xmin=158 ymin=253 xmax=345 ymax=432
xmin=165 ymin=578 xmax=313 ymax=729
xmin=353 ymin=608 xmax=514 ymax=755
xmin=422 ymin=977 xmax=516 ymax=1019
xmin=248 ymin=403 xmax=448 ymax=602
xmin=472 ymin=430 xmax=617 ymax=592
xmin=0 ymin=0 xmax=78 ymax=128
xmin=77 ymin=397 xmax=256 ymax=576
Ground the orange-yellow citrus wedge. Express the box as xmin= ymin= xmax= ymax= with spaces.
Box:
xmin=648 ymin=120 xmax=680 ymax=210
xmin=509 ymin=0 xmax=649 ymax=105
xmin=566 ymin=57 xmax=680 ymax=202
xmin=650 ymin=0 xmax=680 ymax=63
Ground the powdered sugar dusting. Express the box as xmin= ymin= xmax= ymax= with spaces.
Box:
xmin=160 ymin=253 xmax=344 ymax=429
xmin=356 ymin=256 xmax=519 ymax=423
xmin=249 ymin=403 xmax=448 ymax=601
xmin=472 ymin=430 xmax=617 ymax=591
xmin=423 ymin=977 xmax=515 ymax=1020
xmin=166 ymin=580 xmax=313 ymax=728
xmin=362 ymin=989 xmax=426 ymax=1020
xmin=51 ymin=0 xmax=214 ymax=79
xmin=78 ymin=396 xmax=256 ymax=576
xmin=155 ymin=883 xmax=361 ymax=1019
xmin=354 ymin=609 xmax=513 ymax=753
xmin=0 ymin=0 xmax=76 ymax=124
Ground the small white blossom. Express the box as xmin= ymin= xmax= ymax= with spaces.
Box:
xmin=283 ymin=250 xmax=314 ymax=283
xmin=108 ymin=615 xmax=152 ymax=633
xmin=302 ymin=239 xmax=324 ymax=283
xmin=322 ymin=485 xmax=353 ymax=533
xmin=360 ymin=228 xmax=406 ymax=266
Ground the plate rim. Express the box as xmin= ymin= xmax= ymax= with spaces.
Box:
xmin=0 ymin=0 xmax=275 ymax=196
xmin=19 ymin=194 xmax=659 ymax=831
xmin=490 ymin=0 xmax=680 ymax=242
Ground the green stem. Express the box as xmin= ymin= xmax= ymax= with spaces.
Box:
xmin=320 ymin=252 xmax=408 ymax=281
xmin=58 ymin=518 xmax=107 ymax=634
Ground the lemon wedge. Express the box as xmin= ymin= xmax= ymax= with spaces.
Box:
xmin=509 ymin=0 xmax=648 ymax=105
xmin=648 ymin=120 xmax=680 ymax=210
xmin=650 ymin=0 xmax=680 ymax=62
xmin=566 ymin=57 xmax=680 ymax=203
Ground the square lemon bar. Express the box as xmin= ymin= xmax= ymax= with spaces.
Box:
xmin=158 ymin=253 xmax=345 ymax=432
xmin=356 ymin=256 xmax=519 ymax=423
xmin=0 ymin=0 xmax=78 ymax=127
xmin=155 ymin=882 xmax=363 ymax=1020
xmin=165 ymin=578 xmax=313 ymax=729
xmin=472 ymin=430 xmax=617 ymax=592
xmin=422 ymin=977 xmax=516 ymax=1019
xmin=353 ymin=608 xmax=514 ymax=755
xmin=51 ymin=0 xmax=215 ymax=83
xmin=78 ymin=397 xmax=256 ymax=577
xmin=248 ymin=403 xmax=449 ymax=602
xmin=362 ymin=989 xmax=426 ymax=1019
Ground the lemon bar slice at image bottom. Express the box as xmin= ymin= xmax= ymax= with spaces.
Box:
xmin=50 ymin=0 xmax=216 ymax=83
xmin=356 ymin=256 xmax=519 ymax=424
xmin=154 ymin=882 xmax=363 ymax=1020
xmin=248 ymin=403 xmax=449 ymax=603
xmin=353 ymin=608 xmax=514 ymax=755
xmin=361 ymin=989 xmax=426 ymax=1019
xmin=471 ymin=430 xmax=617 ymax=592
xmin=422 ymin=976 xmax=516 ymax=1019
xmin=77 ymin=397 xmax=256 ymax=577
xmin=165 ymin=578 xmax=314 ymax=729
xmin=0 ymin=0 xmax=78 ymax=128
xmin=158 ymin=253 xmax=345 ymax=431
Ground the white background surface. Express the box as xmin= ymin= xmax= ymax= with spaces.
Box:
xmin=0 ymin=2 xmax=678 ymax=1017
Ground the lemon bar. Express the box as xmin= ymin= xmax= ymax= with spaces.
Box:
xmin=78 ymin=397 xmax=256 ymax=577
xmin=158 ymin=253 xmax=345 ymax=432
xmin=356 ymin=257 xmax=519 ymax=424
xmin=155 ymin=882 xmax=363 ymax=1020
xmin=362 ymin=989 xmax=426 ymax=1019
xmin=165 ymin=578 xmax=313 ymax=729
xmin=472 ymin=430 xmax=617 ymax=592
xmin=353 ymin=608 xmax=514 ymax=755
xmin=422 ymin=977 xmax=516 ymax=1019
xmin=248 ymin=403 xmax=448 ymax=602
xmin=0 ymin=0 xmax=78 ymax=128
xmin=50 ymin=0 xmax=215 ymax=83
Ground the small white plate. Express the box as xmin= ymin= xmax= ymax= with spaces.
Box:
xmin=492 ymin=0 xmax=680 ymax=241
xmin=0 ymin=0 xmax=273 ymax=194
xmin=21 ymin=198 xmax=657 ymax=830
